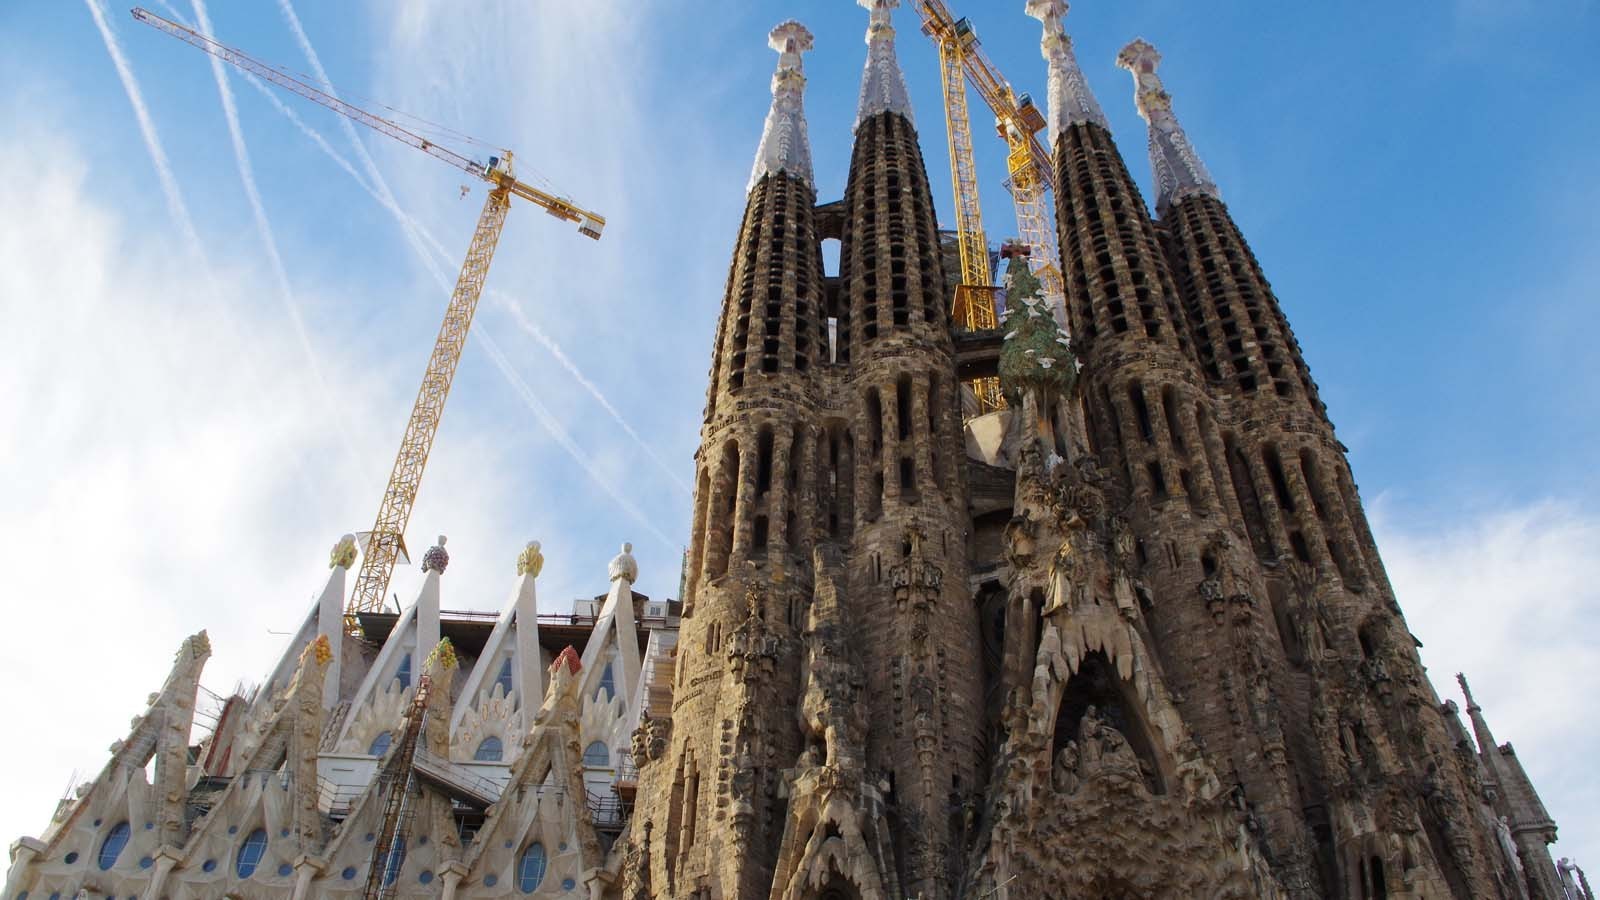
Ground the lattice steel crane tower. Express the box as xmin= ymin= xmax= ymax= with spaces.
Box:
xmin=132 ymin=9 xmax=605 ymax=633
xmin=913 ymin=0 xmax=1070 ymax=413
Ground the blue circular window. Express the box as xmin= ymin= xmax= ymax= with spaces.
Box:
xmin=202 ymin=859 xmax=216 ymax=873
xmin=342 ymin=866 xmax=357 ymax=880
xmin=138 ymin=856 xmax=153 ymax=869
xmin=235 ymin=828 xmax=268 ymax=879
xmin=419 ymin=871 xmax=434 ymax=885
xmin=97 ymin=822 xmax=131 ymax=871
xmin=563 ymin=877 xmax=577 ymax=890
xmin=484 ymin=874 xmax=498 ymax=887
xmin=63 ymin=852 xmax=78 ymax=865
xmin=278 ymin=863 xmax=293 ymax=877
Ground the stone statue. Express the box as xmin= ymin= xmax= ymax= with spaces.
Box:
xmin=1053 ymin=740 xmax=1081 ymax=794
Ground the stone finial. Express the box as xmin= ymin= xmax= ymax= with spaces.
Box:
xmin=425 ymin=637 xmax=459 ymax=673
xmin=551 ymin=645 xmax=582 ymax=676
xmin=854 ymin=0 xmax=915 ymax=132
xmin=421 ymin=534 xmax=449 ymax=574
xmin=516 ymin=540 xmax=545 ymax=578
xmin=329 ymin=533 xmax=358 ymax=570
xmin=1456 ymin=672 xmax=1479 ymax=710
xmin=750 ymin=21 xmax=816 ymax=192
xmin=1116 ymin=39 xmax=1219 ymax=209
xmin=1025 ymin=0 xmax=1108 ymax=137
xmin=609 ymin=541 xmax=639 ymax=584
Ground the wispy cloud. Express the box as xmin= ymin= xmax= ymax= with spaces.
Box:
xmin=1374 ymin=497 xmax=1600 ymax=867
xmin=81 ymin=0 xmax=205 ymax=265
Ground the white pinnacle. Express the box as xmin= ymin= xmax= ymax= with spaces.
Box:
xmin=854 ymin=0 xmax=915 ymax=132
xmin=749 ymin=21 xmax=816 ymax=192
xmin=1117 ymin=39 xmax=1220 ymax=209
xmin=1025 ymin=0 xmax=1108 ymax=138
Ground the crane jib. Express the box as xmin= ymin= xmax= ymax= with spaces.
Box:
xmin=129 ymin=5 xmax=607 ymax=632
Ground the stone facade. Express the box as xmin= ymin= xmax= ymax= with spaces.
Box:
xmin=5 ymin=4 xmax=1586 ymax=900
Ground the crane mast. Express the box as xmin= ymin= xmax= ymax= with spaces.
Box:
xmin=912 ymin=0 xmax=1069 ymax=340
xmin=131 ymin=8 xmax=605 ymax=632
xmin=929 ymin=15 xmax=1005 ymax=414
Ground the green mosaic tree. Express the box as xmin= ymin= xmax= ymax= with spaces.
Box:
xmin=998 ymin=256 xmax=1075 ymax=406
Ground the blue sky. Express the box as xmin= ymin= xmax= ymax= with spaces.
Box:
xmin=1 ymin=0 xmax=1596 ymax=872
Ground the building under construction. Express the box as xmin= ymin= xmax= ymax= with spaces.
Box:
xmin=3 ymin=1 xmax=1591 ymax=898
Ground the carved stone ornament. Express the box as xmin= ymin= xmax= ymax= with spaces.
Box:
xmin=329 ymin=533 xmax=358 ymax=570
xmin=421 ymin=534 xmax=449 ymax=574
xmin=515 ymin=540 xmax=544 ymax=577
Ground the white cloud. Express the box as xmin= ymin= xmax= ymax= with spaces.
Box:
xmin=1373 ymin=497 xmax=1600 ymax=869
xmin=0 ymin=122 xmax=527 ymax=845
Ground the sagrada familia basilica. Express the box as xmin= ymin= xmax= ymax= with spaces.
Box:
xmin=5 ymin=1 xmax=1589 ymax=898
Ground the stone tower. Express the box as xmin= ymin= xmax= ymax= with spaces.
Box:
xmin=953 ymin=3 xmax=1571 ymax=899
xmin=630 ymin=4 xmax=980 ymax=899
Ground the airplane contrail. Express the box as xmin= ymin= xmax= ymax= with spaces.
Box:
xmin=83 ymin=0 xmax=205 ymax=265
xmin=230 ymin=33 xmax=681 ymax=546
xmin=189 ymin=0 xmax=365 ymax=475
xmin=271 ymin=0 xmax=693 ymax=495
xmin=478 ymin=333 xmax=679 ymax=551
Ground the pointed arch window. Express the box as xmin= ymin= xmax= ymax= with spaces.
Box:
xmin=584 ymin=741 xmax=611 ymax=767
xmin=235 ymin=828 xmax=268 ymax=879
xmin=395 ymin=654 xmax=413 ymax=690
xmin=517 ymin=842 xmax=548 ymax=893
xmin=474 ymin=736 xmax=504 ymax=762
xmin=494 ymin=657 xmax=515 ymax=697
xmin=97 ymin=821 xmax=131 ymax=870
xmin=597 ymin=661 xmax=616 ymax=702
xmin=368 ymin=731 xmax=394 ymax=757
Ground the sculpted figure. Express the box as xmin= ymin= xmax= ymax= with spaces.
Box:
xmin=1053 ymin=740 xmax=1081 ymax=794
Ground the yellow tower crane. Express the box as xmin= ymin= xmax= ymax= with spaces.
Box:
xmin=913 ymin=0 xmax=1069 ymax=412
xmin=132 ymin=9 xmax=605 ymax=633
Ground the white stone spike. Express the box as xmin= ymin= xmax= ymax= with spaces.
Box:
xmin=854 ymin=0 xmax=915 ymax=132
xmin=1025 ymin=0 xmax=1109 ymax=138
xmin=316 ymin=537 xmax=353 ymax=707
xmin=750 ymin=20 xmax=816 ymax=192
xmin=448 ymin=541 xmax=546 ymax=737
xmin=577 ymin=543 xmax=643 ymax=709
xmin=1117 ymin=39 xmax=1220 ymax=208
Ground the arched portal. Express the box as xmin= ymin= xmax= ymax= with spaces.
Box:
xmin=1053 ymin=650 xmax=1165 ymax=794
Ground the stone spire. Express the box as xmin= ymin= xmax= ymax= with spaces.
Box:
xmin=749 ymin=20 xmax=815 ymax=192
xmin=1025 ymin=0 xmax=1108 ymax=137
xmin=1117 ymin=39 xmax=1220 ymax=209
xmin=1459 ymin=672 xmax=1500 ymax=754
xmin=854 ymin=0 xmax=915 ymax=132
